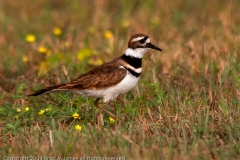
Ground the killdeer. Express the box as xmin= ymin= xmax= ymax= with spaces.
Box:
xmin=29 ymin=34 xmax=162 ymax=120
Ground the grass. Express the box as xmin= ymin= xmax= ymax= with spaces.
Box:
xmin=0 ymin=0 xmax=240 ymax=159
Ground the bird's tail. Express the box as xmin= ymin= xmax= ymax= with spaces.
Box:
xmin=28 ymin=84 xmax=68 ymax=96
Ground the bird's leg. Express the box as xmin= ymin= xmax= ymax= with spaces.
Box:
xmin=94 ymin=98 xmax=101 ymax=108
xmin=115 ymin=95 xmax=127 ymax=124
xmin=94 ymin=98 xmax=116 ymax=125
xmin=94 ymin=98 xmax=104 ymax=127
xmin=117 ymin=94 xmax=126 ymax=107
xmin=115 ymin=95 xmax=126 ymax=116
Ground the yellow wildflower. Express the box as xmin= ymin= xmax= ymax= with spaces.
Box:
xmin=64 ymin=42 xmax=70 ymax=48
xmin=96 ymin=59 xmax=103 ymax=65
xmin=38 ymin=46 xmax=48 ymax=53
xmin=88 ymin=59 xmax=103 ymax=66
xmin=38 ymin=61 xmax=50 ymax=76
xmin=87 ymin=26 xmax=95 ymax=34
xmin=75 ymin=125 xmax=82 ymax=131
xmin=77 ymin=53 xmax=84 ymax=61
xmin=39 ymin=110 xmax=45 ymax=115
xmin=15 ymin=115 xmax=19 ymax=119
xmin=16 ymin=108 xmax=21 ymax=112
xmin=104 ymin=30 xmax=113 ymax=39
xmin=151 ymin=15 xmax=159 ymax=25
xmin=22 ymin=55 xmax=28 ymax=62
xmin=24 ymin=107 xmax=29 ymax=112
xmin=72 ymin=113 xmax=80 ymax=119
xmin=109 ymin=117 xmax=115 ymax=124
xmin=25 ymin=34 xmax=36 ymax=43
xmin=53 ymin=27 xmax=62 ymax=36
xmin=121 ymin=19 xmax=130 ymax=28
xmin=45 ymin=107 xmax=51 ymax=111
xmin=77 ymin=48 xmax=92 ymax=61
xmin=46 ymin=50 xmax=52 ymax=55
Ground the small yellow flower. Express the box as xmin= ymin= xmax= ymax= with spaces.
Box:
xmin=38 ymin=61 xmax=50 ymax=76
xmin=46 ymin=50 xmax=52 ymax=55
xmin=104 ymin=30 xmax=113 ymax=39
xmin=88 ymin=59 xmax=103 ymax=66
xmin=45 ymin=107 xmax=52 ymax=112
xmin=22 ymin=55 xmax=28 ymax=62
xmin=75 ymin=125 xmax=82 ymax=131
xmin=151 ymin=15 xmax=159 ymax=25
xmin=96 ymin=59 xmax=103 ymax=65
xmin=16 ymin=108 xmax=21 ymax=112
xmin=25 ymin=34 xmax=36 ymax=43
xmin=77 ymin=48 xmax=92 ymax=61
xmin=121 ymin=19 xmax=130 ymax=28
xmin=24 ymin=107 xmax=29 ymax=112
xmin=72 ymin=113 xmax=80 ymax=119
xmin=64 ymin=42 xmax=70 ymax=48
xmin=53 ymin=27 xmax=62 ymax=36
xmin=77 ymin=54 xmax=85 ymax=61
xmin=15 ymin=115 xmax=19 ymax=119
xmin=109 ymin=117 xmax=115 ymax=124
xmin=38 ymin=46 xmax=48 ymax=53
xmin=87 ymin=26 xmax=95 ymax=34
xmin=38 ymin=110 xmax=45 ymax=115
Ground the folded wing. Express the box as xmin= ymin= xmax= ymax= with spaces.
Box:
xmin=28 ymin=66 xmax=127 ymax=96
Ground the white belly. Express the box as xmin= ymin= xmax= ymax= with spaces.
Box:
xmin=73 ymin=73 xmax=139 ymax=102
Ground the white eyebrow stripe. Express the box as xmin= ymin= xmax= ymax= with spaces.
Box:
xmin=146 ymin=38 xmax=150 ymax=43
xmin=132 ymin=37 xmax=144 ymax=42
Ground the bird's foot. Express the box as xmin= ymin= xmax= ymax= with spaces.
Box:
xmin=94 ymin=99 xmax=117 ymax=128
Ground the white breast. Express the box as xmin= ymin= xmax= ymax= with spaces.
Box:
xmin=73 ymin=72 xmax=139 ymax=103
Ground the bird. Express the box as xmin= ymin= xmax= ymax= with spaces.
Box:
xmin=29 ymin=33 xmax=162 ymax=121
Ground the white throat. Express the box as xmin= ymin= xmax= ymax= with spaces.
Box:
xmin=125 ymin=48 xmax=150 ymax=58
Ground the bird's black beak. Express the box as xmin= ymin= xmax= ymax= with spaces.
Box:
xmin=147 ymin=43 xmax=162 ymax=51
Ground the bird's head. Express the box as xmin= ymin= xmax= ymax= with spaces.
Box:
xmin=125 ymin=34 xmax=162 ymax=58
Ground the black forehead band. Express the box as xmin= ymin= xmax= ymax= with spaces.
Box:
xmin=141 ymin=36 xmax=149 ymax=42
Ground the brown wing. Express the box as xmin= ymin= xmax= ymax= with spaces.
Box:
xmin=59 ymin=67 xmax=127 ymax=90
xmin=28 ymin=57 xmax=126 ymax=96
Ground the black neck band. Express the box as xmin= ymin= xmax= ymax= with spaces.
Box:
xmin=123 ymin=67 xmax=141 ymax=78
xmin=122 ymin=54 xmax=142 ymax=69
